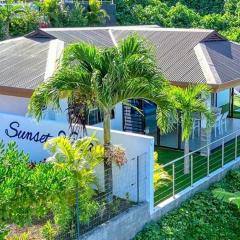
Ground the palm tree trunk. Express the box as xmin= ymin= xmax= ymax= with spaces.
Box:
xmin=6 ymin=20 xmax=10 ymax=39
xmin=184 ymin=139 xmax=190 ymax=174
xmin=103 ymin=110 xmax=113 ymax=203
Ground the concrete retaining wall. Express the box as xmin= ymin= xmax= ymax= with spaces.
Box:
xmin=81 ymin=157 xmax=240 ymax=240
xmin=82 ymin=203 xmax=151 ymax=240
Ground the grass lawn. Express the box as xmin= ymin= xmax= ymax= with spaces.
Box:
xmin=156 ymin=147 xmax=183 ymax=165
xmin=155 ymin=137 xmax=240 ymax=205
xmin=233 ymin=95 xmax=240 ymax=118
xmin=221 ymin=95 xmax=240 ymax=118
xmin=135 ymin=169 xmax=240 ymax=240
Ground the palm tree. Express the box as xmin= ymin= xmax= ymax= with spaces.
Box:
xmin=44 ymin=135 xmax=104 ymax=226
xmin=160 ymin=84 xmax=214 ymax=174
xmin=28 ymin=35 xmax=171 ymax=202
xmin=0 ymin=0 xmax=25 ymax=38
xmin=86 ymin=0 xmax=109 ymax=26
xmin=37 ymin=0 xmax=62 ymax=27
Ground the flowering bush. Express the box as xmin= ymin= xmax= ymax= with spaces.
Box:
xmin=105 ymin=145 xmax=127 ymax=167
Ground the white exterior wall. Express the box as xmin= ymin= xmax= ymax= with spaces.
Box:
xmin=42 ymin=101 xmax=123 ymax=131
xmin=94 ymin=103 xmax=123 ymax=131
xmin=0 ymin=95 xmax=29 ymax=116
xmin=217 ymin=89 xmax=230 ymax=107
xmin=0 ymin=96 xmax=123 ymax=131
xmin=0 ymin=112 xmax=154 ymax=206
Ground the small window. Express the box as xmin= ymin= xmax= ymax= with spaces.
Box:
xmin=88 ymin=108 xmax=115 ymax=125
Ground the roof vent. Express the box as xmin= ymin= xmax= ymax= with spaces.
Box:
xmin=203 ymin=32 xmax=226 ymax=42
xmin=25 ymin=30 xmax=56 ymax=39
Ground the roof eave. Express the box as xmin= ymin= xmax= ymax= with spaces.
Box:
xmin=209 ymin=79 xmax=240 ymax=92
xmin=0 ymin=86 xmax=33 ymax=98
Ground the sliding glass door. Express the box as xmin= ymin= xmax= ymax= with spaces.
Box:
xmin=231 ymin=87 xmax=240 ymax=119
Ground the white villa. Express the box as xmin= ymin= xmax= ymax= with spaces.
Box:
xmin=1 ymin=25 xmax=240 ymax=151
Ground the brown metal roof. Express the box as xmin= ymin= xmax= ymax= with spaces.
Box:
xmin=40 ymin=28 xmax=115 ymax=47
xmin=204 ymin=41 xmax=240 ymax=85
xmin=41 ymin=27 xmax=240 ymax=91
xmin=112 ymin=29 xmax=210 ymax=85
xmin=1 ymin=26 xmax=240 ymax=97
xmin=0 ymin=37 xmax=51 ymax=95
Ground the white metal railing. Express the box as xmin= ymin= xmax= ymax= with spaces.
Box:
xmin=154 ymin=128 xmax=240 ymax=205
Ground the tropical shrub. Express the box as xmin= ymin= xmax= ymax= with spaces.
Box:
xmin=200 ymin=13 xmax=230 ymax=31
xmin=44 ymin=135 xmax=104 ymax=223
xmin=153 ymin=151 xmax=171 ymax=190
xmin=10 ymin=7 xmax=40 ymax=36
xmin=41 ymin=221 xmax=58 ymax=240
xmin=0 ymin=0 xmax=25 ymax=37
xmin=213 ymin=170 xmax=240 ymax=209
xmin=167 ymin=2 xmax=201 ymax=28
xmin=37 ymin=0 xmax=66 ymax=27
xmin=64 ymin=2 xmax=88 ymax=27
xmin=0 ymin=141 xmax=74 ymax=230
xmin=86 ymin=0 xmax=109 ymax=26
xmin=0 ymin=137 xmax=103 ymax=236
xmin=135 ymin=169 xmax=240 ymax=240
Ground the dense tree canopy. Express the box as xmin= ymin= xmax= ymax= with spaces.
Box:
xmin=116 ymin=0 xmax=240 ymax=42
xmin=0 ymin=0 xmax=239 ymax=42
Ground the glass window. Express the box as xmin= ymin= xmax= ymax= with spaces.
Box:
xmin=87 ymin=108 xmax=115 ymax=125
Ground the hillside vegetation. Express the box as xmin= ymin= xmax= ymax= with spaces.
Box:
xmin=134 ymin=169 xmax=240 ymax=240
xmin=0 ymin=0 xmax=239 ymax=41
xmin=116 ymin=0 xmax=240 ymax=42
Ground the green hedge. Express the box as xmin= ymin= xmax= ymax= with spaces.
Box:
xmin=135 ymin=170 xmax=240 ymax=240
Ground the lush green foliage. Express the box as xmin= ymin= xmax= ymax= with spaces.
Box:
xmin=213 ymin=188 xmax=240 ymax=208
xmin=0 ymin=0 xmax=109 ymax=40
xmin=135 ymin=169 xmax=240 ymax=240
xmin=116 ymin=0 xmax=240 ymax=42
xmin=167 ymin=84 xmax=213 ymax=141
xmin=0 ymin=141 xmax=72 ymax=228
xmin=10 ymin=6 xmax=40 ymax=37
xmin=1 ymin=0 xmax=239 ymax=43
xmin=44 ymin=135 xmax=103 ymax=223
xmin=0 ymin=137 xmax=103 ymax=236
xmin=213 ymin=170 xmax=240 ymax=209
xmin=0 ymin=141 xmax=77 ymax=233
xmin=0 ymin=0 xmax=26 ymax=37
xmin=86 ymin=0 xmax=109 ymax=26
xmin=28 ymin=34 xmax=172 ymax=201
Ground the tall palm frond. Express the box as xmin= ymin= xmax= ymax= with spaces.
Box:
xmin=170 ymin=84 xmax=214 ymax=141
xmin=44 ymin=135 xmax=103 ymax=175
xmin=87 ymin=0 xmax=109 ymax=26
xmin=157 ymin=84 xmax=214 ymax=174
xmin=29 ymin=35 xmax=173 ymax=201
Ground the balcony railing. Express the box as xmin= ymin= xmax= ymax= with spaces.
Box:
xmin=154 ymin=128 xmax=240 ymax=206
